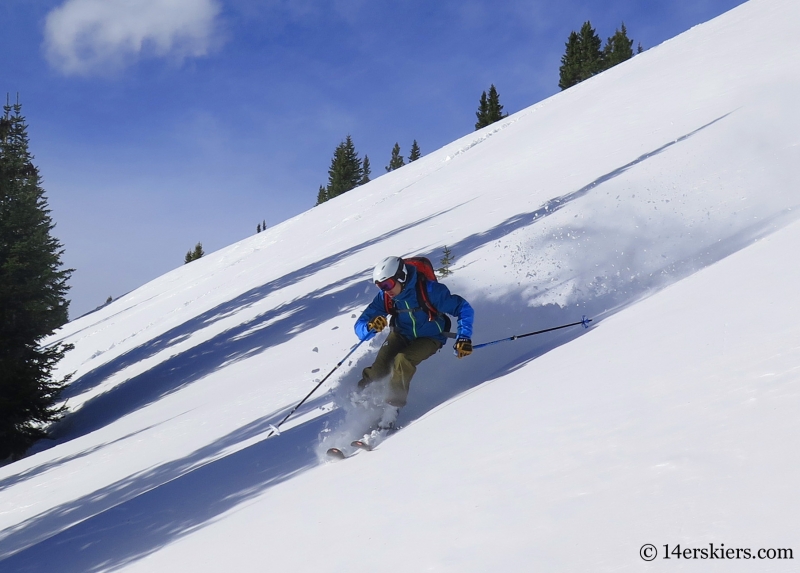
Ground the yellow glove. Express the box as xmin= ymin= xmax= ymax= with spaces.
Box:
xmin=368 ymin=315 xmax=388 ymax=333
xmin=454 ymin=337 xmax=473 ymax=359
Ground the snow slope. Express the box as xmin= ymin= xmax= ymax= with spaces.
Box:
xmin=2 ymin=0 xmax=800 ymax=570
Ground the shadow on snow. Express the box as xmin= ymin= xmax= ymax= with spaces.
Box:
xmin=0 ymin=407 xmax=332 ymax=572
xmin=58 ymin=206 xmax=466 ymax=402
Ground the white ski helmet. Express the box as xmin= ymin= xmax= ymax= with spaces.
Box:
xmin=372 ymin=256 xmax=406 ymax=284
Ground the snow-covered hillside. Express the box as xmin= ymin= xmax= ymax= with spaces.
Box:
xmin=2 ymin=0 xmax=800 ymax=570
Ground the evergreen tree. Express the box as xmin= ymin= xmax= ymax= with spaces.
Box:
xmin=475 ymin=85 xmax=507 ymax=129
xmin=603 ymin=23 xmax=634 ymax=69
xmin=0 ymin=98 xmax=73 ymax=460
xmin=360 ymin=155 xmax=371 ymax=185
xmin=558 ymin=31 xmax=582 ymax=90
xmin=486 ymin=85 xmax=507 ymax=124
xmin=316 ymin=185 xmax=328 ymax=206
xmin=577 ymin=21 xmax=604 ymax=81
xmin=474 ymin=90 xmax=490 ymax=130
xmin=385 ymin=143 xmax=404 ymax=172
xmin=437 ymin=246 xmax=454 ymax=278
xmin=315 ymin=136 xmax=368 ymax=206
xmin=257 ymin=223 xmax=261 ymax=233
xmin=326 ymin=135 xmax=363 ymax=199
xmin=184 ymin=242 xmax=204 ymax=263
xmin=559 ymin=21 xmax=604 ymax=90
xmin=408 ymin=140 xmax=421 ymax=162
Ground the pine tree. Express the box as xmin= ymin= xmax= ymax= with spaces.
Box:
xmin=385 ymin=143 xmax=404 ymax=172
xmin=326 ymin=135 xmax=363 ymax=199
xmin=360 ymin=155 xmax=371 ymax=185
xmin=486 ymin=85 xmax=507 ymax=124
xmin=0 ymin=98 xmax=73 ymax=460
xmin=437 ymin=246 xmax=454 ymax=278
xmin=316 ymin=135 xmax=364 ymax=205
xmin=316 ymin=185 xmax=328 ymax=206
xmin=603 ymin=23 xmax=634 ymax=69
xmin=184 ymin=242 xmax=204 ymax=263
xmin=578 ymin=21 xmax=604 ymax=81
xmin=408 ymin=140 xmax=421 ymax=162
xmin=558 ymin=31 xmax=582 ymax=90
xmin=257 ymin=223 xmax=262 ymax=233
xmin=475 ymin=85 xmax=507 ymax=129
xmin=474 ymin=90 xmax=490 ymax=130
xmin=559 ymin=21 xmax=604 ymax=90
xmin=315 ymin=136 xmax=369 ymax=206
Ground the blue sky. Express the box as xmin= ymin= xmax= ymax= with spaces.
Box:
xmin=1 ymin=0 xmax=746 ymax=318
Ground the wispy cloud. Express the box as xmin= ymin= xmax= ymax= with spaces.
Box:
xmin=43 ymin=0 xmax=223 ymax=75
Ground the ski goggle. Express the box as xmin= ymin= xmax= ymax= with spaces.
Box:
xmin=375 ymin=262 xmax=407 ymax=291
xmin=376 ymin=277 xmax=398 ymax=292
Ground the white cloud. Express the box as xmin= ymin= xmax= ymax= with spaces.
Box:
xmin=44 ymin=0 xmax=223 ymax=75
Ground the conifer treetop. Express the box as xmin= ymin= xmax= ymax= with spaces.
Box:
xmin=409 ymin=140 xmax=421 ymax=162
xmin=386 ymin=142 xmax=405 ymax=172
xmin=475 ymin=85 xmax=508 ymax=130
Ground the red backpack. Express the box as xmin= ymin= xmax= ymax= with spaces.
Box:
xmin=383 ymin=256 xmax=441 ymax=322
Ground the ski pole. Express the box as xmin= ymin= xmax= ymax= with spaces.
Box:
xmin=266 ymin=333 xmax=372 ymax=438
xmin=473 ymin=315 xmax=592 ymax=350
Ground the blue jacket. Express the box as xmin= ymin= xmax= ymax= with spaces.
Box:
xmin=355 ymin=265 xmax=474 ymax=345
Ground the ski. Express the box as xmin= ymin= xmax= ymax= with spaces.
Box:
xmin=326 ymin=447 xmax=349 ymax=460
xmin=326 ymin=417 xmax=398 ymax=460
xmin=351 ymin=439 xmax=373 ymax=451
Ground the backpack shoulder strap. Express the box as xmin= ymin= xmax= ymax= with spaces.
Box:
xmin=383 ymin=269 xmax=440 ymax=323
xmin=415 ymin=275 xmax=439 ymax=321
xmin=383 ymin=292 xmax=394 ymax=315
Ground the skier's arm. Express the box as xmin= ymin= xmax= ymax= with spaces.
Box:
xmin=451 ymin=296 xmax=474 ymax=339
xmin=429 ymin=283 xmax=474 ymax=339
xmin=354 ymin=295 xmax=388 ymax=341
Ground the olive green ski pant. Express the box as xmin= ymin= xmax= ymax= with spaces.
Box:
xmin=358 ymin=331 xmax=441 ymax=407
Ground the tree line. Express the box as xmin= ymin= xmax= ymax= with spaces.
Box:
xmin=315 ymin=137 xmax=424 ymax=205
xmin=559 ymin=21 xmax=639 ymax=90
xmin=314 ymin=21 xmax=638 ymax=206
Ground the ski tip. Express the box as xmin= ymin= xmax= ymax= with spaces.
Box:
xmin=350 ymin=440 xmax=373 ymax=451
xmin=326 ymin=447 xmax=347 ymax=460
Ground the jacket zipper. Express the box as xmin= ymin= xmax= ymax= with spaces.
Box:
xmin=405 ymin=300 xmax=418 ymax=337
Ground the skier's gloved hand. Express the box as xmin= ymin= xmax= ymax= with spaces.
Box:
xmin=368 ymin=316 xmax=388 ymax=333
xmin=454 ymin=337 xmax=473 ymax=359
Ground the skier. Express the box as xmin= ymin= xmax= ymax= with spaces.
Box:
xmin=353 ymin=256 xmax=474 ymax=435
